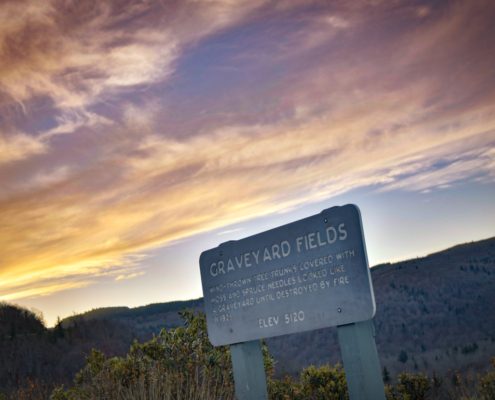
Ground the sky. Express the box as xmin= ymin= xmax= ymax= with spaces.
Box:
xmin=0 ymin=0 xmax=494 ymax=326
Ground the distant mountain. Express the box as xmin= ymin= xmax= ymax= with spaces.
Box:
xmin=60 ymin=237 xmax=495 ymax=377
xmin=62 ymin=299 xmax=203 ymax=338
xmin=268 ymin=237 xmax=495 ymax=375
xmin=1 ymin=237 xmax=494 ymax=393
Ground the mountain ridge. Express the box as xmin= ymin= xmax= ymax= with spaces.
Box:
xmin=59 ymin=236 xmax=495 ymax=376
xmin=62 ymin=236 xmax=495 ymax=324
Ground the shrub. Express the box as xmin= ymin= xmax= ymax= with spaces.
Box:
xmin=479 ymin=371 xmax=495 ymax=400
xmin=268 ymin=364 xmax=348 ymax=400
xmin=299 ymin=364 xmax=348 ymax=400
xmin=396 ymin=372 xmax=430 ymax=400
xmin=51 ymin=311 xmax=236 ymax=400
xmin=269 ymin=375 xmax=301 ymax=400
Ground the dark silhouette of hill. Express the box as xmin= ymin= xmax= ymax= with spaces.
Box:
xmin=62 ymin=299 xmax=203 ymax=338
xmin=0 ymin=304 xmax=45 ymax=339
xmin=0 ymin=304 xmax=136 ymax=393
xmin=1 ymin=237 xmax=494 ymax=394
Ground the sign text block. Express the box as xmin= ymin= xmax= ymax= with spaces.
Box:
xmin=199 ymin=204 xmax=376 ymax=346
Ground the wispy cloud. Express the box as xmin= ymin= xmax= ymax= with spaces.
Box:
xmin=0 ymin=0 xmax=267 ymax=110
xmin=0 ymin=131 xmax=46 ymax=164
xmin=379 ymin=145 xmax=495 ymax=193
xmin=115 ymin=271 xmax=145 ymax=281
xmin=217 ymin=227 xmax=245 ymax=236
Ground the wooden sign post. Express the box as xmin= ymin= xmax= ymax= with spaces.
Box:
xmin=338 ymin=320 xmax=386 ymax=400
xmin=230 ymin=340 xmax=268 ymax=400
xmin=199 ymin=204 xmax=385 ymax=400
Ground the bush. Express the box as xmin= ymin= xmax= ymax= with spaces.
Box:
xmin=479 ymin=371 xmax=495 ymax=400
xmin=269 ymin=375 xmax=301 ymax=400
xmin=51 ymin=311 xmax=236 ymax=400
xmin=299 ymin=364 xmax=348 ymax=400
xmin=269 ymin=364 xmax=348 ymax=400
xmin=395 ymin=372 xmax=430 ymax=400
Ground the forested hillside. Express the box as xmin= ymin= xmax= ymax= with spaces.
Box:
xmin=0 ymin=305 xmax=135 ymax=394
xmin=268 ymin=237 xmax=495 ymax=375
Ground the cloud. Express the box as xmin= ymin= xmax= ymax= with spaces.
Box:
xmin=379 ymin=145 xmax=495 ymax=193
xmin=0 ymin=0 xmax=494 ymax=301
xmin=0 ymin=0 xmax=269 ymax=110
xmin=217 ymin=227 xmax=244 ymax=236
xmin=0 ymin=280 xmax=91 ymax=302
xmin=0 ymin=131 xmax=46 ymax=164
xmin=115 ymin=271 xmax=145 ymax=281
xmin=39 ymin=110 xmax=113 ymax=140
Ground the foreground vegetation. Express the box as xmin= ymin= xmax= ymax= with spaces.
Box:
xmin=2 ymin=311 xmax=494 ymax=400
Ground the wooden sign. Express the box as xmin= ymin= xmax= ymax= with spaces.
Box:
xmin=200 ymin=204 xmax=376 ymax=346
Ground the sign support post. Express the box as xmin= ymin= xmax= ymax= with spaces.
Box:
xmin=230 ymin=340 xmax=268 ymax=400
xmin=337 ymin=319 xmax=386 ymax=400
